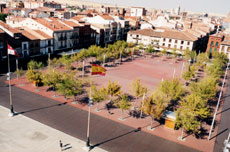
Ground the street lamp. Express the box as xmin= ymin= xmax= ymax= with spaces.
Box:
xmin=86 ymin=98 xmax=93 ymax=147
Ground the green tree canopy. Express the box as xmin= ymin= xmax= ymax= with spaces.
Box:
xmin=106 ymin=80 xmax=122 ymax=100
xmin=190 ymin=76 xmax=218 ymax=101
xmin=131 ymin=78 xmax=148 ymax=99
xmin=158 ymin=78 xmax=185 ymax=101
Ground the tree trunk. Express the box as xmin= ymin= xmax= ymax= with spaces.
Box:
xmin=97 ymin=102 xmax=99 ymax=111
xmin=150 ymin=116 xmax=153 ymax=129
xmin=121 ymin=110 xmax=124 ymax=119
xmin=181 ymin=128 xmax=184 ymax=139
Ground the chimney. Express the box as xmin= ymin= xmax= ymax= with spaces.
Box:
xmin=190 ymin=22 xmax=193 ymax=29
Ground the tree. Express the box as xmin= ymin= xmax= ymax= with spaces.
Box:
xmin=42 ymin=69 xmax=62 ymax=96
xmin=196 ymin=53 xmax=209 ymax=67
xmin=131 ymin=78 xmax=148 ymax=106
xmin=26 ymin=69 xmax=42 ymax=87
xmin=142 ymin=90 xmax=170 ymax=129
xmin=106 ymin=80 xmax=122 ymax=102
xmin=176 ymin=93 xmax=210 ymax=139
xmin=58 ymin=54 xmax=73 ymax=70
xmin=91 ymin=86 xmax=107 ymax=111
xmin=172 ymin=48 xmax=179 ymax=58
xmin=57 ymin=74 xmax=83 ymax=99
xmin=27 ymin=60 xmax=44 ymax=70
xmin=190 ymin=76 xmax=218 ymax=101
xmin=158 ymin=78 xmax=185 ymax=101
xmin=15 ymin=68 xmax=24 ymax=80
xmin=115 ymin=94 xmax=131 ymax=120
xmin=180 ymin=94 xmax=210 ymax=119
xmin=176 ymin=107 xmax=200 ymax=139
xmin=183 ymin=49 xmax=196 ymax=62
xmin=0 ymin=13 xmax=8 ymax=22
xmin=182 ymin=65 xmax=195 ymax=81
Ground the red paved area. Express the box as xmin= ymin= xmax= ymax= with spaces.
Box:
xmin=9 ymin=55 xmax=225 ymax=152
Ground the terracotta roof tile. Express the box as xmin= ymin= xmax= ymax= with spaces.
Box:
xmin=129 ymin=29 xmax=197 ymax=41
xmin=62 ymin=21 xmax=80 ymax=27
xmin=99 ymin=14 xmax=114 ymax=20
xmin=0 ymin=20 xmax=19 ymax=34
xmin=33 ymin=18 xmax=72 ymax=31
xmin=16 ymin=27 xmax=39 ymax=40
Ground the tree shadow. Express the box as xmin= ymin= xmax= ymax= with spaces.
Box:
xmin=89 ymin=127 xmax=142 ymax=151
xmin=15 ymin=102 xmax=68 ymax=115
xmin=209 ymin=128 xmax=229 ymax=140
xmin=195 ymin=127 xmax=209 ymax=139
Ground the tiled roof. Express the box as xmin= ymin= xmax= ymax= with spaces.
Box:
xmin=125 ymin=16 xmax=139 ymax=21
xmin=129 ymin=28 xmax=197 ymax=41
xmin=0 ymin=29 xmax=4 ymax=33
xmin=16 ymin=27 xmax=39 ymax=40
xmin=0 ymin=20 xmax=19 ymax=34
xmin=62 ymin=21 xmax=80 ymax=27
xmin=129 ymin=29 xmax=162 ymax=37
xmin=99 ymin=14 xmax=114 ymax=20
xmin=33 ymin=18 xmax=72 ymax=31
xmin=7 ymin=16 xmax=26 ymax=22
xmin=71 ymin=16 xmax=84 ymax=22
xmin=34 ymin=30 xmax=52 ymax=39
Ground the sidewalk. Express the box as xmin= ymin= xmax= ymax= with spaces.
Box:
xmin=0 ymin=106 xmax=107 ymax=152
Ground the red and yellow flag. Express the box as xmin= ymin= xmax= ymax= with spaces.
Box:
xmin=91 ymin=64 xmax=106 ymax=76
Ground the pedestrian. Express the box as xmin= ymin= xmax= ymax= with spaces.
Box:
xmin=59 ymin=140 xmax=63 ymax=151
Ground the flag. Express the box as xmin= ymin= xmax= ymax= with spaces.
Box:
xmin=8 ymin=44 xmax=19 ymax=57
xmin=91 ymin=64 xmax=106 ymax=76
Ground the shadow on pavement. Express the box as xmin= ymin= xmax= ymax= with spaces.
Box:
xmin=209 ymin=128 xmax=229 ymax=141
xmin=90 ymin=127 xmax=142 ymax=151
xmin=217 ymin=107 xmax=230 ymax=115
xmin=14 ymin=102 xmax=68 ymax=115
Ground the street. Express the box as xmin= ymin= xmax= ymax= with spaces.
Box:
xmin=0 ymin=75 xmax=198 ymax=152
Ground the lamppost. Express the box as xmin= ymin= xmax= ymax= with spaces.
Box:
xmin=7 ymin=47 xmax=15 ymax=117
xmin=86 ymin=98 xmax=93 ymax=147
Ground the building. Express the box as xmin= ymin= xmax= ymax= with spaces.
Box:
xmin=83 ymin=14 xmax=122 ymax=45
xmin=130 ymin=7 xmax=146 ymax=17
xmin=206 ymin=34 xmax=223 ymax=53
xmin=220 ymin=35 xmax=230 ymax=58
xmin=127 ymin=28 xmax=197 ymax=52
xmin=0 ymin=20 xmax=22 ymax=58
xmin=24 ymin=0 xmax=45 ymax=9
xmin=6 ymin=17 xmax=79 ymax=52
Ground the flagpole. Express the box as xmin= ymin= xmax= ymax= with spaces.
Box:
xmin=86 ymin=65 xmax=93 ymax=148
xmin=7 ymin=43 xmax=15 ymax=117
xmin=16 ymin=58 xmax=18 ymax=79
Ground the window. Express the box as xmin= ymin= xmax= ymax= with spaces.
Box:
xmin=0 ymin=42 xmax=3 ymax=48
xmin=136 ymin=35 xmax=139 ymax=38
xmin=214 ymin=48 xmax=217 ymax=52
xmin=168 ymin=44 xmax=171 ymax=48
xmin=23 ymin=44 xmax=27 ymax=50
xmin=216 ymin=42 xmax=219 ymax=47
xmin=209 ymin=48 xmax=212 ymax=53
xmin=210 ymin=41 xmax=214 ymax=46
xmin=181 ymin=41 xmax=184 ymax=44
xmin=169 ymin=39 xmax=172 ymax=43
xmin=180 ymin=46 xmax=183 ymax=50
xmin=187 ymin=41 xmax=190 ymax=45
xmin=175 ymin=40 xmax=178 ymax=43
xmin=163 ymin=43 xmax=165 ymax=46
xmin=163 ymin=38 xmax=166 ymax=41
xmin=228 ymin=47 xmax=230 ymax=52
